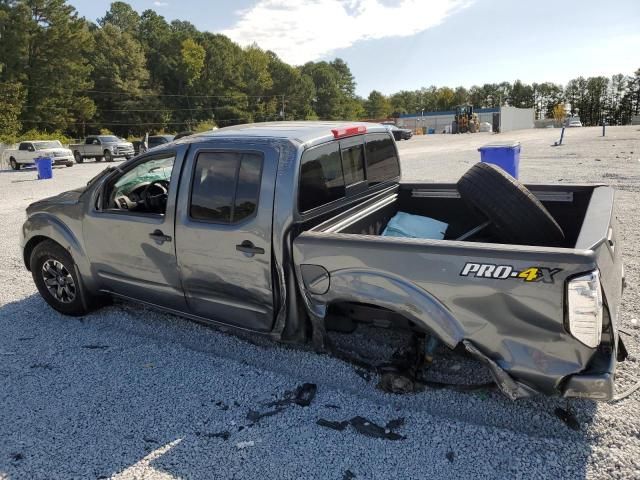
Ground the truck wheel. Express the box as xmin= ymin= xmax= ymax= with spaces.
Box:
xmin=74 ymin=151 xmax=83 ymax=163
xmin=9 ymin=157 xmax=20 ymax=170
xmin=457 ymin=162 xmax=565 ymax=246
xmin=65 ymin=162 xmax=73 ymax=167
xmin=104 ymin=150 xmax=113 ymax=162
xmin=30 ymin=240 xmax=92 ymax=316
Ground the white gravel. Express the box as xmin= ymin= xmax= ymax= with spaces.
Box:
xmin=1 ymin=127 xmax=639 ymax=479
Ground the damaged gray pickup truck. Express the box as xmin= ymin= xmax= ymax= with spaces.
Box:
xmin=21 ymin=121 xmax=626 ymax=401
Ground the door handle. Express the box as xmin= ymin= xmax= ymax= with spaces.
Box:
xmin=236 ymin=240 xmax=265 ymax=255
xmin=149 ymin=229 xmax=172 ymax=243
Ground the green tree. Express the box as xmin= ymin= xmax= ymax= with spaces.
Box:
xmin=180 ymin=38 xmax=205 ymax=86
xmin=0 ymin=81 xmax=25 ymax=139
xmin=97 ymin=1 xmax=140 ymax=34
xmin=364 ymin=90 xmax=392 ymax=118
xmin=2 ymin=0 xmax=95 ymax=134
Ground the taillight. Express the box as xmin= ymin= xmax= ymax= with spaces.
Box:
xmin=331 ymin=125 xmax=366 ymax=139
xmin=567 ymin=270 xmax=603 ymax=348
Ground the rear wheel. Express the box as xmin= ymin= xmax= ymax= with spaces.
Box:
xmin=30 ymin=240 xmax=91 ymax=316
xmin=457 ymin=162 xmax=565 ymax=246
xmin=74 ymin=151 xmax=83 ymax=163
xmin=9 ymin=157 xmax=20 ymax=170
xmin=104 ymin=150 xmax=113 ymax=162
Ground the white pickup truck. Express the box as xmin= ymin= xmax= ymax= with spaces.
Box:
xmin=5 ymin=140 xmax=74 ymax=170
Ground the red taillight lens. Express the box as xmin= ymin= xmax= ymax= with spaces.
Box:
xmin=331 ymin=125 xmax=367 ymax=139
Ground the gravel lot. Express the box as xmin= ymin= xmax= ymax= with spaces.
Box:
xmin=1 ymin=126 xmax=639 ymax=479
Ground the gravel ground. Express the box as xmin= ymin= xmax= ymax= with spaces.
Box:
xmin=1 ymin=126 xmax=639 ymax=479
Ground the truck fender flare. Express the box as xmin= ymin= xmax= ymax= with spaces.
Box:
xmin=303 ymin=268 xmax=466 ymax=348
xmin=22 ymin=214 xmax=88 ymax=272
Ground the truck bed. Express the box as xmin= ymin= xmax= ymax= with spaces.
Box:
xmin=292 ymin=182 xmax=622 ymax=399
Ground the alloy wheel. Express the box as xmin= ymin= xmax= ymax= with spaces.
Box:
xmin=41 ymin=259 xmax=76 ymax=303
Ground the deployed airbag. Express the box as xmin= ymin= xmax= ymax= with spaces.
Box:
xmin=382 ymin=212 xmax=448 ymax=239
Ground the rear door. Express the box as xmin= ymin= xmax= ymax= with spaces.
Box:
xmin=175 ymin=143 xmax=277 ymax=331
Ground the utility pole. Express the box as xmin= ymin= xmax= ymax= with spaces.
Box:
xmin=281 ymin=95 xmax=285 ymax=120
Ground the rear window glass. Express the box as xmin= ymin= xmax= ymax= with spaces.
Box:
xmin=365 ymin=134 xmax=400 ymax=184
xmin=190 ymin=152 xmax=262 ymax=223
xmin=299 ymin=142 xmax=345 ymax=212
xmin=341 ymin=144 xmax=365 ymax=186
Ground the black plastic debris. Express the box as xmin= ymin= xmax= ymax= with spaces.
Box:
xmin=349 ymin=416 xmax=405 ymax=440
xmin=316 ymin=419 xmax=349 ymax=431
xmin=199 ymin=431 xmax=231 ymax=441
xmin=446 ymin=451 xmax=455 ymax=463
xmin=343 ymin=469 xmax=356 ymax=480
xmin=385 ymin=418 xmax=405 ymax=430
xmin=554 ymin=407 xmax=580 ymax=431
xmin=317 ymin=416 xmax=405 ymax=440
xmin=247 ymin=408 xmax=284 ymax=423
xmin=294 ymin=383 xmax=317 ymax=407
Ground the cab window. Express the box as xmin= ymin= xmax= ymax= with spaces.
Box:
xmin=298 ymin=142 xmax=345 ymax=212
xmin=364 ymin=133 xmax=400 ymax=184
xmin=103 ymin=154 xmax=176 ymax=215
xmin=190 ymin=151 xmax=263 ymax=224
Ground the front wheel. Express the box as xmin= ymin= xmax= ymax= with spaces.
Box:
xmin=74 ymin=151 xmax=83 ymax=163
xmin=9 ymin=157 xmax=20 ymax=170
xmin=104 ymin=150 xmax=113 ymax=162
xmin=65 ymin=162 xmax=74 ymax=167
xmin=30 ymin=240 xmax=91 ymax=316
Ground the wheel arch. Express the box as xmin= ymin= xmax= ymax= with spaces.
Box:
xmin=300 ymin=268 xmax=466 ymax=348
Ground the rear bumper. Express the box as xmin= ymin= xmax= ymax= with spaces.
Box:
xmin=561 ymin=336 xmax=621 ymax=401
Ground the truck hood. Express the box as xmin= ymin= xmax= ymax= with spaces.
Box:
xmin=26 ymin=187 xmax=86 ymax=215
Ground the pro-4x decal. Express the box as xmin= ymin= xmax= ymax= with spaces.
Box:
xmin=460 ymin=263 xmax=562 ymax=284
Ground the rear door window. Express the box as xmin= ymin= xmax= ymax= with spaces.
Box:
xmin=190 ymin=151 xmax=263 ymax=223
xmin=299 ymin=142 xmax=345 ymax=212
xmin=365 ymin=133 xmax=400 ymax=184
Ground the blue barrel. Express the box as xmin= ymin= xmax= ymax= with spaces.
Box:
xmin=34 ymin=157 xmax=53 ymax=180
xmin=428 ymin=128 xmax=435 ymax=134
xmin=478 ymin=142 xmax=521 ymax=178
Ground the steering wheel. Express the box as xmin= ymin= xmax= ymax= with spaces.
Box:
xmin=141 ymin=179 xmax=170 ymax=212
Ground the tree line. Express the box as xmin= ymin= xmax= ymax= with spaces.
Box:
xmin=0 ymin=0 xmax=363 ymax=140
xmin=1 ymin=0 xmax=639 ymax=143
xmin=365 ymin=74 xmax=640 ymax=126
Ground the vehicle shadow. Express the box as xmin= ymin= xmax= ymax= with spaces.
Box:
xmin=0 ymin=294 xmax=601 ymax=479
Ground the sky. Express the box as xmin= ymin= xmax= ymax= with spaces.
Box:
xmin=72 ymin=0 xmax=640 ymax=96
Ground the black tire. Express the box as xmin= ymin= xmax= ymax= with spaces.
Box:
xmin=30 ymin=240 xmax=91 ymax=316
xmin=104 ymin=150 xmax=113 ymax=162
xmin=457 ymin=162 xmax=565 ymax=246
xmin=66 ymin=162 xmax=73 ymax=167
xmin=9 ymin=157 xmax=20 ymax=170
xmin=74 ymin=151 xmax=83 ymax=163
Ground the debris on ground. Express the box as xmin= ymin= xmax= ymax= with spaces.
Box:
xmin=554 ymin=407 xmax=580 ymax=431
xmin=343 ymin=470 xmax=356 ymax=479
xmin=446 ymin=451 xmax=455 ymax=463
xmin=196 ymin=431 xmax=231 ymax=441
xmin=317 ymin=416 xmax=405 ymax=440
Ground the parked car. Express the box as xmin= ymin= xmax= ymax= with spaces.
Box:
xmin=134 ymin=135 xmax=175 ymax=155
xmin=5 ymin=140 xmax=74 ymax=170
xmin=21 ymin=121 xmax=625 ymax=401
xmin=70 ymin=135 xmax=134 ymax=163
xmin=384 ymin=124 xmax=413 ymax=140
xmin=567 ymin=117 xmax=583 ymax=127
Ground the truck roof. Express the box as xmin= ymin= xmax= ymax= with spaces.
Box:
xmin=183 ymin=121 xmax=390 ymax=147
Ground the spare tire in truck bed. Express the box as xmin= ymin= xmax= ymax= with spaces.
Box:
xmin=456 ymin=162 xmax=565 ymax=246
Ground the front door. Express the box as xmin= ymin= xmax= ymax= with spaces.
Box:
xmin=175 ymin=144 xmax=276 ymax=331
xmin=83 ymin=148 xmax=187 ymax=310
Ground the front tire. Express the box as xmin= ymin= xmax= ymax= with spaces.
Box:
xmin=104 ymin=150 xmax=113 ymax=162
xmin=30 ymin=240 xmax=91 ymax=316
xmin=66 ymin=162 xmax=74 ymax=167
xmin=74 ymin=151 xmax=83 ymax=163
xmin=10 ymin=157 xmax=20 ymax=170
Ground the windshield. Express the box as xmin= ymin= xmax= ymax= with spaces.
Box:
xmin=33 ymin=141 xmax=62 ymax=150
xmin=99 ymin=136 xmax=120 ymax=143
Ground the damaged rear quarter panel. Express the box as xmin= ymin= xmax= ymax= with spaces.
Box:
xmin=293 ymin=233 xmax=599 ymax=396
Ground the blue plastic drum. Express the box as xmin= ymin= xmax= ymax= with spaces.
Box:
xmin=34 ymin=157 xmax=53 ymax=180
xmin=478 ymin=142 xmax=521 ymax=178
